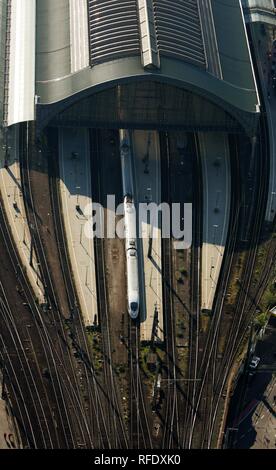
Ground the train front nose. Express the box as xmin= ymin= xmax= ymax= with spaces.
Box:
xmin=130 ymin=302 xmax=139 ymax=319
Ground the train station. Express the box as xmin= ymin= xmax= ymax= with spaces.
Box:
xmin=0 ymin=0 xmax=274 ymax=451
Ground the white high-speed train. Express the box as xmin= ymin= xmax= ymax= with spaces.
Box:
xmin=119 ymin=129 xmax=139 ymax=319
xmin=124 ymin=195 xmax=139 ymax=319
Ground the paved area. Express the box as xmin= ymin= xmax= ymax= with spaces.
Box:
xmin=251 ymin=22 xmax=276 ymax=222
xmin=0 ymin=372 xmax=20 ymax=449
xmin=198 ymin=132 xmax=231 ymax=312
xmin=59 ymin=127 xmax=98 ymax=326
xmin=132 ymin=130 xmax=164 ymax=342
xmin=0 ymin=126 xmax=44 ymax=303
xmin=234 ymin=317 xmax=276 ymax=448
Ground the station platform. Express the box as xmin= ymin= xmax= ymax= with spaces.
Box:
xmin=132 ymin=130 xmax=164 ymax=343
xmin=199 ymin=132 xmax=231 ymax=312
xmin=58 ymin=127 xmax=98 ymax=326
xmin=0 ymin=126 xmax=44 ymax=304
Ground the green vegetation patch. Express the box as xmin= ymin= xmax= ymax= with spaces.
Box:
xmin=86 ymin=328 xmax=104 ymax=371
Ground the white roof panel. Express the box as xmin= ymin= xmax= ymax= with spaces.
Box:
xmin=69 ymin=0 xmax=89 ymax=74
xmin=7 ymin=0 xmax=35 ymax=126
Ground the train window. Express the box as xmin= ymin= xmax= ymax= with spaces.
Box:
xmin=131 ymin=302 xmax=138 ymax=312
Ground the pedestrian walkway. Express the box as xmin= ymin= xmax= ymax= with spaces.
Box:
xmin=199 ymin=132 xmax=231 ymax=312
xmin=0 ymin=372 xmax=21 ymax=449
xmin=58 ymin=127 xmax=98 ymax=326
xmin=132 ymin=130 xmax=164 ymax=342
xmin=0 ymin=126 xmax=44 ymax=303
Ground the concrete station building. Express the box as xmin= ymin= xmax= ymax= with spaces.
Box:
xmin=0 ymin=0 xmax=259 ymax=130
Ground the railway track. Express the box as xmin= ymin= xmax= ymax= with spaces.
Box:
xmin=160 ymin=132 xmax=181 ymax=448
xmin=128 ymin=321 xmax=139 ymax=448
xmin=91 ymin=128 xmax=129 ymax=448
xmin=162 ymin=238 xmax=181 ymax=448
xmin=207 ymin=116 xmax=270 ymax=448
xmin=127 ymin=314 xmax=152 ymax=448
xmin=0 ymin=189 xmax=72 ymax=447
xmin=2 ymin=119 xmax=268 ymax=449
xmin=0 ymin=287 xmax=54 ymax=448
xmin=47 ymin=128 xmax=111 ymax=447
xmin=191 ymin=114 xmax=269 ymax=449
xmin=19 ymin=122 xmax=104 ymax=447
xmin=182 ymin=132 xmax=203 ymax=448
xmin=128 ymin=320 xmax=151 ymax=448
xmin=199 ymin=135 xmax=242 ymax=448
xmin=186 ymin=133 xmax=242 ymax=448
